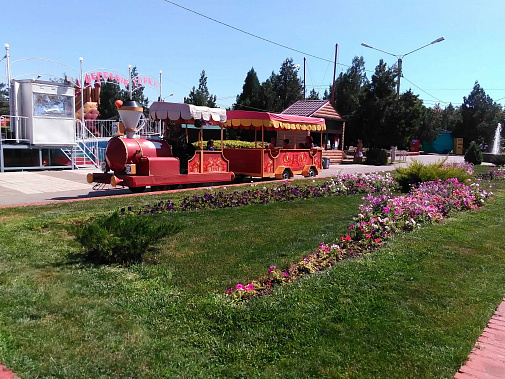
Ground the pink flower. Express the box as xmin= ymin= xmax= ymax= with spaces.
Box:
xmin=268 ymin=265 xmax=276 ymax=273
xmin=365 ymin=234 xmax=371 ymax=238
xmin=236 ymin=284 xmax=246 ymax=291
xmin=283 ymin=272 xmax=289 ymax=277
xmin=374 ymin=238 xmax=381 ymax=242
xmin=345 ymin=236 xmax=352 ymax=241
xmin=226 ymin=288 xmax=233 ymax=294
xmin=247 ymin=283 xmax=255 ymax=291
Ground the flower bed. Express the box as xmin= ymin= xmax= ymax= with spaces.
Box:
xmin=226 ymin=178 xmax=493 ymax=301
xmin=123 ymin=173 xmax=398 ymax=215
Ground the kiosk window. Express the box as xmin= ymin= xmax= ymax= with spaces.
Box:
xmin=33 ymin=93 xmax=73 ymax=118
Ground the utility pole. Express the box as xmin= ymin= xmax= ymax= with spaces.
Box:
xmin=361 ymin=37 xmax=444 ymax=98
xmin=331 ymin=43 xmax=338 ymax=105
xmin=303 ymin=57 xmax=306 ymax=100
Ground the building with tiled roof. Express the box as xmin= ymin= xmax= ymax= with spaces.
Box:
xmin=282 ymin=100 xmax=345 ymax=150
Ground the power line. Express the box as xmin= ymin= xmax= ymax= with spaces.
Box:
xmin=401 ymin=76 xmax=449 ymax=104
xmin=160 ymin=0 xmax=350 ymax=67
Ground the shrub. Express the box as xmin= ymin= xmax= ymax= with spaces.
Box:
xmin=365 ymin=148 xmax=388 ymax=165
xmin=193 ymin=140 xmax=266 ymax=150
xmin=464 ymin=142 xmax=483 ymax=165
xmin=74 ymin=211 xmax=180 ymax=264
xmin=393 ymin=159 xmax=473 ymax=193
xmin=491 ymin=155 xmax=505 ymax=166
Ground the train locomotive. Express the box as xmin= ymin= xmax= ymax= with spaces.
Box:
xmin=87 ymin=101 xmax=234 ymax=193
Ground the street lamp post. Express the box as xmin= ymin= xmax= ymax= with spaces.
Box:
xmin=361 ymin=37 xmax=444 ymax=97
xmin=128 ymin=64 xmax=132 ymax=99
xmin=159 ymin=70 xmax=162 ymax=101
xmin=79 ymin=57 xmax=84 ymax=127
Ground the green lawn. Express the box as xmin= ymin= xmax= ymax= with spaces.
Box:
xmin=0 ymin=174 xmax=504 ymax=377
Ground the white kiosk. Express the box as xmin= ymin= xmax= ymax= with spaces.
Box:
xmin=1 ymin=79 xmax=77 ymax=171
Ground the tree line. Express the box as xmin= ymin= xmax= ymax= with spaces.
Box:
xmin=185 ymin=56 xmax=504 ymax=150
xmin=1 ymin=57 xmax=503 ymax=150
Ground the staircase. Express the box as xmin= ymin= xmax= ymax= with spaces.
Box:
xmin=322 ymin=149 xmax=344 ymax=165
xmin=60 ymin=120 xmax=100 ymax=169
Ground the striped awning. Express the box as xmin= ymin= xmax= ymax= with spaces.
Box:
xmin=225 ymin=110 xmax=326 ymax=131
xmin=149 ymin=102 xmax=227 ymax=124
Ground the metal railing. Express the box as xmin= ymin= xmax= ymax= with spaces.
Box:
xmin=0 ymin=115 xmax=30 ymax=143
xmin=77 ymin=118 xmax=163 ymax=139
xmin=73 ymin=120 xmax=100 ymax=168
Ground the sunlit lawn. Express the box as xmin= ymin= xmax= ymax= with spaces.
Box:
xmin=0 ymin=173 xmax=503 ymax=377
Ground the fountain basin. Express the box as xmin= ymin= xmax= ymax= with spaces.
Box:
xmin=482 ymin=153 xmax=505 ymax=166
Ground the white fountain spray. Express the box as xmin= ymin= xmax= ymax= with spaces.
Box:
xmin=491 ymin=123 xmax=502 ymax=155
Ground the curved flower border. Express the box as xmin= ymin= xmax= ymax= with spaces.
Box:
xmin=225 ymin=178 xmax=494 ymax=301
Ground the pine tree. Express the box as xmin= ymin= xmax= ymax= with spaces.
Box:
xmin=234 ymin=68 xmax=262 ymax=110
xmin=184 ymin=70 xmax=217 ymax=107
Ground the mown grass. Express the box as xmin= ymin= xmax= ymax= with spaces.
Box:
xmin=0 ymin=175 xmax=504 ymax=377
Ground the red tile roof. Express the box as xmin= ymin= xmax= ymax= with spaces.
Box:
xmin=281 ymin=100 xmax=344 ymax=121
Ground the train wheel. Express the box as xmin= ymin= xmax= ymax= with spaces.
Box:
xmin=281 ymin=169 xmax=291 ymax=180
xmin=129 ymin=186 xmax=146 ymax=193
xmin=308 ymin=167 xmax=317 ymax=177
xmin=233 ymin=175 xmax=247 ymax=183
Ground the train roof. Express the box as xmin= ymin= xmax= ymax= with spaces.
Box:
xmin=149 ymin=102 xmax=227 ymax=124
xmin=225 ymin=110 xmax=326 ymax=131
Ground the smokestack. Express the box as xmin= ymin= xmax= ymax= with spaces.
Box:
xmin=118 ymin=100 xmax=143 ymax=138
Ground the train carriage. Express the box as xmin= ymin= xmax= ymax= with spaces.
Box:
xmin=223 ymin=110 xmax=325 ymax=180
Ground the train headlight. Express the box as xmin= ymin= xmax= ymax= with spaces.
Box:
xmin=125 ymin=164 xmax=136 ymax=175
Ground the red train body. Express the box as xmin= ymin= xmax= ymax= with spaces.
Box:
xmin=87 ymin=103 xmax=326 ymax=193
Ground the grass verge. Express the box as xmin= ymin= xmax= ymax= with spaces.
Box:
xmin=0 ymin=177 xmax=503 ymax=377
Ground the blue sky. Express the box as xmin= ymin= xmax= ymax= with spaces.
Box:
xmin=2 ymin=0 xmax=504 ymax=110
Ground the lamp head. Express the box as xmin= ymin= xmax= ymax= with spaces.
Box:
xmin=361 ymin=42 xmax=373 ymax=48
xmin=4 ymin=44 xmax=9 ymax=50
xmin=431 ymin=37 xmax=445 ymax=44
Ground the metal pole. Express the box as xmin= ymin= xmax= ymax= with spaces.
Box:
xmin=331 ymin=44 xmax=338 ymax=105
xmin=5 ymin=44 xmax=11 ymax=114
xmin=79 ymin=57 xmax=84 ymax=127
xmin=78 ymin=57 xmax=84 ymax=171
xmin=128 ymin=64 xmax=132 ymax=99
xmin=303 ymin=57 xmax=306 ymax=100
xmin=396 ymin=58 xmax=402 ymax=98
xmin=159 ymin=70 xmax=162 ymax=101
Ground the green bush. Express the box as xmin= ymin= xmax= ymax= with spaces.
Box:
xmin=393 ymin=159 xmax=473 ymax=193
xmin=74 ymin=211 xmax=180 ymax=264
xmin=193 ymin=140 xmax=267 ymax=150
xmin=464 ymin=142 xmax=483 ymax=165
xmin=365 ymin=148 xmax=389 ymax=166
xmin=491 ymin=155 xmax=505 ymax=166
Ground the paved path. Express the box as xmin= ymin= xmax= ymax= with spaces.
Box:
xmin=456 ymin=299 xmax=505 ymax=378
